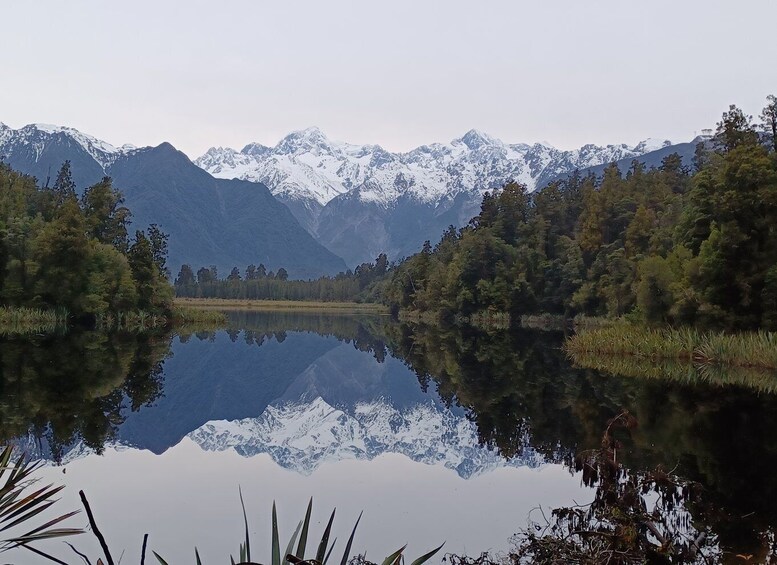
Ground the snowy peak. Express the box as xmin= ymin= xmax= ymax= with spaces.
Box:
xmin=277 ymin=126 xmax=333 ymax=154
xmin=0 ymin=122 xmax=139 ymax=169
xmin=195 ymin=129 xmax=683 ymax=209
xmin=458 ymin=129 xmax=500 ymax=151
xmin=187 ymin=397 xmax=542 ymax=478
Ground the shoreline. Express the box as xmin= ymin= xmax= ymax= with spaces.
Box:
xmin=174 ymin=297 xmax=389 ymax=313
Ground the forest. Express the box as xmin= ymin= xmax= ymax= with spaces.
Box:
xmin=173 ymin=254 xmax=389 ymax=302
xmin=381 ymin=99 xmax=777 ymax=331
xmin=0 ymin=161 xmax=172 ymax=322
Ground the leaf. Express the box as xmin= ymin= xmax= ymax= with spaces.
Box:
xmin=284 ymin=520 xmax=302 ymax=565
xmin=240 ymin=487 xmax=251 ymax=562
xmin=324 ymin=538 xmax=337 ymax=565
xmin=315 ymin=509 xmax=336 ymax=563
xmin=410 ymin=543 xmax=445 ymax=565
xmin=152 ymin=551 xmax=170 ymax=565
xmin=295 ymin=498 xmax=313 ymax=559
xmin=196 ymin=547 xmax=203 ymax=565
xmin=381 ymin=545 xmax=407 ymax=565
xmin=272 ymin=501 xmax=280 ymax=565
xmin=340 ymin=511 xmax=362 ymax=565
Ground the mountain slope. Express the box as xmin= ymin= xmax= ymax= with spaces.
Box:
xmin=0 ymin=123 xmax=347 ymax=277
xmin=197 ymin=128 xmax=685 ymax=266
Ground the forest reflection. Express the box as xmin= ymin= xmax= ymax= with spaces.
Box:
xmin=0 ymin=330 xmax=170 ymax=461
xmin=1 ymin=312 xmax=775 ymax=558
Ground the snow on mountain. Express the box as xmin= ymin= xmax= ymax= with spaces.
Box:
xmin=187 ymin=397 xmax=543 ymax=478
xmin=0 ymin=122 xmax=138 ymax=169
xmin=195 ymin=128 xmax=679 ymax=208
xmin=15 ymin=396 xmax=543 ymax=478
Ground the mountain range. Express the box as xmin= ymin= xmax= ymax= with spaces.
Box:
xmin=196 ymin=128 xmax=696 ymax=266
xmin=1 ymin=121 xmax=698 ymax=274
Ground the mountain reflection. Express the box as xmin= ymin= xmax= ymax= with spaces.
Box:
xmin=2 ymin=310 xmax=777 ymax=556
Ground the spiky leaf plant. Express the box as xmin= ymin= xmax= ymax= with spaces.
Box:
xmin=156 ymin=495 xmax=443 ymax=565
xmin=0 ymin=445 xmax=83 ymax=563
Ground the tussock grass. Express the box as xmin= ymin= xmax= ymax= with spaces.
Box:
xmin=171 ymin=306 xmax=227 ymax=325
xmin=566 ymin=325 xmax=777 ymax=370
xmin=170 ymin=306 xmax=228 ymax=334
xmin=0 ymin=306 xmax=66 ymax=334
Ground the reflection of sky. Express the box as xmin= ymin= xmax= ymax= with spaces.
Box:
xmin=34 ymin=441 xmax=592 ymax=564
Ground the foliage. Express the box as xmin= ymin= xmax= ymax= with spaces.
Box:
xmin=0 ymin=162 xmax=172 ymax=321
xmin=380 ymin=98 xmax=777 ymax=332
xmin=0 ymin=445 xmax=83 ymax=563
xmin=512 ymin=412 xmax=717 ymax=564
xmin=152 ymin=496 xmax=444 ymax=565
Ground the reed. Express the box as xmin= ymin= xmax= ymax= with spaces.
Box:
xmin=0 ymin=306 xmax=67 ymax=335
xmin=566 ymin=325 xmax=777 ymax=370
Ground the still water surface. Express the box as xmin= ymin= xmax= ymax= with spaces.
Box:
xmin=4 ymin=310 xmax=777 ymax=562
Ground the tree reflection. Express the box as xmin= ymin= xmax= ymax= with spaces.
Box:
xmin=177 ymin=310 xmax=391 ymax=363
xmin=0 ymin=330 xmax=170 ymax=461
xmin=385 ymin=321 xmax=777 ymax=560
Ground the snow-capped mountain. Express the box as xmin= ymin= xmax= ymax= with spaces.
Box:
xmin=195 ymin=128 xmax=681 ymax=266
xmin=18 ymin=397 xmax=543 ymax=479
xmin=188 ymin=397 xmax=543 ymax=478
xmin=1 ymin=120 xmax=689 ymax=270
xmin=196 ymin=127 xmax=675 ymax=209
xmin=0 ymin=122 xmax=138 ymax=169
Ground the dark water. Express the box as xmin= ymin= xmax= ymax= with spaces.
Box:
xmin=2 ymin=311 xmax=777 ymax=563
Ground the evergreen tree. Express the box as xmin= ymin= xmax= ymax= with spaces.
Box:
xmin=760 ymin=94 xmax=777 ymax=152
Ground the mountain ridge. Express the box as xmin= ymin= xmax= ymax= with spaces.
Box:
xmin=196 ymin=127 xmax=680 ymax=209
xmin=0 ymin=122 xmax=347 ymax=278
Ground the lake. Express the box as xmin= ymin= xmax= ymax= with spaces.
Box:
xmin=3 ymin=310 xmax=777 ymax=563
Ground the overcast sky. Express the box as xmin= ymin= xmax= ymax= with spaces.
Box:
xmin=1 ymin=0 xmax=775 ymax=158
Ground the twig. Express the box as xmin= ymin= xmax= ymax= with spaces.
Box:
xmin=66 ymin=541 xmax=93 ymax=565
xmin=79 ymin=490 xmax=114 ymax=565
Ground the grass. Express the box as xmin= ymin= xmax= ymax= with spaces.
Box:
xmin=171 ymin=306 xmax=228 ymax=325
xmin=0 ymin=306 xmax=67 ymax=335
xmin=174 ymin=298 xmax=388 ymax=313
xmin=566 ymin=325 xmax=777 ymax=370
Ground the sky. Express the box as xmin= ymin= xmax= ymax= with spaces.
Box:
xmin=1 ymin=0 xmax=775 ymax=158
